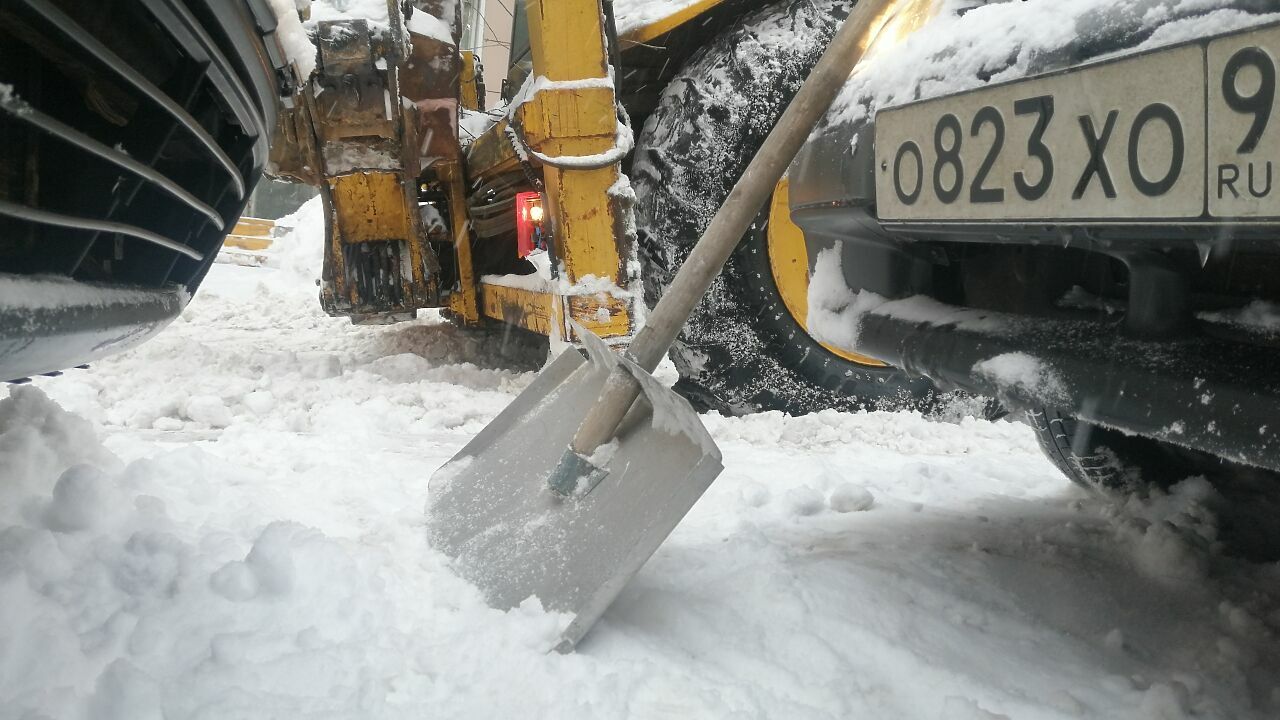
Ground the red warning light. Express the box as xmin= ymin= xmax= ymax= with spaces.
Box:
xmin=515 ymin=192 xmax=546 ymax=258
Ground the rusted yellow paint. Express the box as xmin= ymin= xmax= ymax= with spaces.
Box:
xmin=230 ymin=217 xmax=274 ymax=237
xmin=478 ymin=283 xmax=561 ymax=337
xmin=327 ymin=172 xmax=414 ymax=244
xmin=456 ymin=0 xmax=640 ymax=341
xmin=223 ymin=235 xmax=272 ymax=252
xmin=516 ymin=0 xmax=636 ymax=342
xmin=517 ymin=88 xmax=617 ymax=158
xmin=478 ymin=281 xmax=634 ymax=340
xmin=526 ymin=0 xmax=609 ymax=81
xmin=437 ymin=162 xmax=481 ymax=324
xmin=460 ymin=51 xmax=481 ymax=111
xmin=768 ymin=179 xmax=889 ymax=367
xmin=566 ymin=294 xmax=632 ymax=338
xmin=619 ymin=0 xmax=727 ymax=47
xmin=322 ymin=170 xmax=438 ymax=314
xmin=544 ymin=164 xmax=628 ymax=282
xmin=465 ymin=119 xmax=521 ymax=182
xmin=225 ymin=217 xmax=274 ymax=251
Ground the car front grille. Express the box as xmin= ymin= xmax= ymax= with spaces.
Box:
xmin=0 ymin=0 xmax=289 ymax=293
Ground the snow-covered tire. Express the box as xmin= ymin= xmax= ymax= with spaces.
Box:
xmin=631 ymin=0 xmax=936 ymax=415
xmin=1031 ymin=408 xmax=1280 ymax=560
xmin=1028 ymin=408 xmax=1133 ymax=492
xmin=1027 ymin=407 xmax=1197 ymax=493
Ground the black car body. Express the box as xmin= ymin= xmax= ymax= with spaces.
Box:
xmin=0 ymin=0 xmax=294 ymax=382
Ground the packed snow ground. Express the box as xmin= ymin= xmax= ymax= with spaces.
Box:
xmin=2 ymin=203 xmax=1278 ymax=719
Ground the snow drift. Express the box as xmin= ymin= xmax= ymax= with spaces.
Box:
xmin=0 ymin=215 xmax=1275 ymax=718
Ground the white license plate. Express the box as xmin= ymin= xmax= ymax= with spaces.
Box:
xmin=875 ymin=22 xmax=1280 ymax=223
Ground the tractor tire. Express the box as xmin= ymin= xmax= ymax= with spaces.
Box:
xmin=631 ymin=0 xmax=938 ymax=415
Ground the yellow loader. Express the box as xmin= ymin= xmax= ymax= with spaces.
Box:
xmin=268 ymin=0 xmax=938 ymax=411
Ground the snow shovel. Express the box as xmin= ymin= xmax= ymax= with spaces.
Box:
xmin=427 ymin=0 xmax=898 ymax=651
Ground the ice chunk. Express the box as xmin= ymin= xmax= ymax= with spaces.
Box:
xmin=183 ymin=395 xmax=233 ymax=428
xmin=244 ymin=522 xmax=306 ymax=597
xmin=242 ymin=390 xmax=276 ymax=416
xmin=368 ymin=353 xmax=432 ymax=383
xmin=786 ymin=486 xmax=825 ymax=516
xmin=113 ymin=531 xmax=187 ymax=597
xmin=973 ymin=352 xmax=1068 ymax=405
xmin=44 ymin=464 xmax=118 ymax=532
xmin=829 ymin=483 xmax=875 ymax=513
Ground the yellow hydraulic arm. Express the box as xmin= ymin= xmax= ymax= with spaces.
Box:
xmin=459 ymin=0 xmax=640 ymax=344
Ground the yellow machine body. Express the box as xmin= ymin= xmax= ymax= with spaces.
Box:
xmin=267 ymin=0 xmax=920 ymax=345
xmin=271 ymin=0 xmax=648 ymax=341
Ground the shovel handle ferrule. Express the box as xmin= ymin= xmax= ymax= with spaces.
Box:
xmin=547 ymin=447 xmax=611 ymax=497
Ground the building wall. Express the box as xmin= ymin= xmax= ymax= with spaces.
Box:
xmin=478 ymin=0 xmax=513 ymax=109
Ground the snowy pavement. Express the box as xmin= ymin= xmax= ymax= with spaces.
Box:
xmin=2 ymin=208 xmax=1278 ymax=719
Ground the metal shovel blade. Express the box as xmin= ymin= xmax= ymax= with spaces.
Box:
xmin=425 ymin=329 xmax=723 ymax=651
